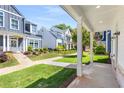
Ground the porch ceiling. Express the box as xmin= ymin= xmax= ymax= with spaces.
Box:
xmin=62 ymin=5 xmax=124 ymax=32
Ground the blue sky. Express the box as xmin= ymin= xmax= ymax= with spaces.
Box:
xmin=16 ymin=5 xmax=77 ymax=29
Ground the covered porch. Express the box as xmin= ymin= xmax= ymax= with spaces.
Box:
xmin=0 ymin=31 xmax=27 ymax=52
xmin=61 ymin=5 xmax=123 ymax=87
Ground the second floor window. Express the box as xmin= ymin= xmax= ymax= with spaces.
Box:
xmin=10 ymin=18 xmax=19 ymax=30
xmin=32 ymin=25 xmax=37 ymax=34
xmin=0 ymin=11 xmax=4 ymax=27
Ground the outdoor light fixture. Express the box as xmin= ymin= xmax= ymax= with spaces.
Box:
xmin=96 ymin=5 xmax=101 ymax=8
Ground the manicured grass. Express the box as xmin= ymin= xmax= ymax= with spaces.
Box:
xmin=0 ymin=53 xmax=19 ymax=68
xmin=55 ymin=52 xmax=109 ymax=64
xmin=28 ymin=50 xmax=76 ymax=61
xmin=28 ymin=52 xmax=60 ymax=61
xmin=0 ymin=64 xmax=76 ymax=88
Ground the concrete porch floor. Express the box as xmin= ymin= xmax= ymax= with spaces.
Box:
xmin=68 ymin=63 xmax=120 ymax=88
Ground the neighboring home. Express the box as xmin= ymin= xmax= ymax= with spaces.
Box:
xmin=41 ymin=27 xmax=73 ymax=50
xmin=94 ymin=31 xmax=111 ymax=53
xmin=0 ymin=5 xmax=42 ymax=52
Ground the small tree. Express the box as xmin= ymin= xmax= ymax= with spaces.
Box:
xmin=54 ymin=24 xmax=71 ymax=30
xmin=71 ymin=27 xmax=90 ymax=51
xmin=28 ymin=46 xmax=33 ymax=52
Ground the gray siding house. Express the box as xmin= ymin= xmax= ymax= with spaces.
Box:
xmin=42 ymin=27 xmax=74 ymax=50
xmin=0 ymin=5 xmax=42 ymax=52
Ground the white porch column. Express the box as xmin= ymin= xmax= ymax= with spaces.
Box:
xmin=7 ymin=35 xmax=10 ymax=51
xmin=25 ymin=38 xmax=28 ymax=51
xmin=16 ymin=38 xmax=18 ymax=51
xmin=3 ymin=34 xmax=6 ymax=52
xmin=70 ymin=44 xmax=72 ymax=50
xmin=90 ymin=32 xmax=93 ymax=64
xmin=66 ymin=44 xmax=68 ymax=50
xmin=77 ymin=17 xmax=83 ymax=77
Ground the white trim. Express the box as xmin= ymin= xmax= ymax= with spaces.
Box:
xmin=26 ymin=37 xmax=41 ymax=40
xmin=0 ymin=10 xmax=5 ymax=27
xmin=7 ymin=35 xmax=10 ymax=51
xmin=3 ymin=34 xmax=6 ymax=51
xmin=30 ymin=23 xmax=32 ymax=34
xmin=0 ymin=8 xmax=23 ymax=18
xmin=10 ymin=18 xmax=20 ymax=30
xmin=30 ymin=24 xmax=37 ymax=35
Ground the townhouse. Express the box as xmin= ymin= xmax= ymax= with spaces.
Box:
xmin=0 ymin=5 xmax=42 ymax=52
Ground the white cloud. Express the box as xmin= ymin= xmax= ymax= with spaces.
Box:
xmin=43 ymin=6 xmax=66 ymax=16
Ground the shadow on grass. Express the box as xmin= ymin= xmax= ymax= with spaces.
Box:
xmin=26 ymin=68 xmax=76 ymax=88
xmin=94 ymin=58 xmax=110 ymax=64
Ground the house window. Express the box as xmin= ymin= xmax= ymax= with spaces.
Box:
xmin=0 ymin=11 xmax=4 ymax=27
xmin=25 ymin=23 xmax=30 ymax=32
xmin=29 ymin=40 xmax=34 ymax=47
xmin=10 ymin=18 xmax=19 ymax=30
xmin=31 ymin=25 xmax=37 ymax=34
xmin=35 ymin=40 xmax=38 ymax=48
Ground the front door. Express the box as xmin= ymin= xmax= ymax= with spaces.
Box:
xmin=10 ymin=38 xmax=18 ymax=52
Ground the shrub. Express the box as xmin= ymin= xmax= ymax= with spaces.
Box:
xmin=39 ymin=48 xmax=43 ymax=53
xmin=94 ymin=45 xmax=106 ymax=54
xmin=34 ymin=48 xmax=39 ymax=52
xmin=48 ymin=48 xmax=54 ymax=52
xmin=23 ymin=51 xmax=32 ymax=55
xmin=0 ymin=52 xmax=8 ymax=63
xmin=56 ymin=45 xmax=64 ymax=51
xmin=43 ymin=48 xmax=48 ymax=53
xmin=28 ymin=46 xmax=33 ymax=52
xmin=32 ymin=51 xmax=39 ymax=55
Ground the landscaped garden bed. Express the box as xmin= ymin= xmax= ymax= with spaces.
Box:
xmin=55 ymin=52 xmax=109 ymax=64
xmin=0 ymin=64 xmax=76 ymax=88
xmin=0 ymin=52 xmax=19 ymax=68
xmin=25 ymin=46 xmax=76 ymax=61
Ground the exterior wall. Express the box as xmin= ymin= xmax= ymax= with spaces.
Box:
xmin=42 ymin=29 xmax=56 ymax=49
xmin=116 ymin=29 xmax=124 ymax=87
xmin=111 ymin=29 xmax=124 ymax=87
xmin=0 ymin=5 xmax=24 ymax=33
xmin=56 ymin=39 xmax=63 ymax=46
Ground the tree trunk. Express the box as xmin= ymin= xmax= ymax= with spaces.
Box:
xmin=83 ymin=46 xmax=86 ymax=51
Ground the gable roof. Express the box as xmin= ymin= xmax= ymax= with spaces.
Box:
xmin=50 ymin=27 xmax=65 ymax=39
xmin=11 ymin=5 xmax=24 ymax=17
xmin=50 ymin=27 xmax=72 ymax=39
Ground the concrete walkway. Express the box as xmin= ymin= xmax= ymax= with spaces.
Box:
xmin=67 ymin=63 xmax=120 ymax=88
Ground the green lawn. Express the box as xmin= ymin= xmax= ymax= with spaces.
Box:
xmin=0 ymin=64 xmax=76 ymax=88
xmin=55 ymin=52 xmax=109 ymax=64
xmin=0 ymin=53 xmax=19 ymax=68
xmin=28 ymin=50 xmax=76 ymax=61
